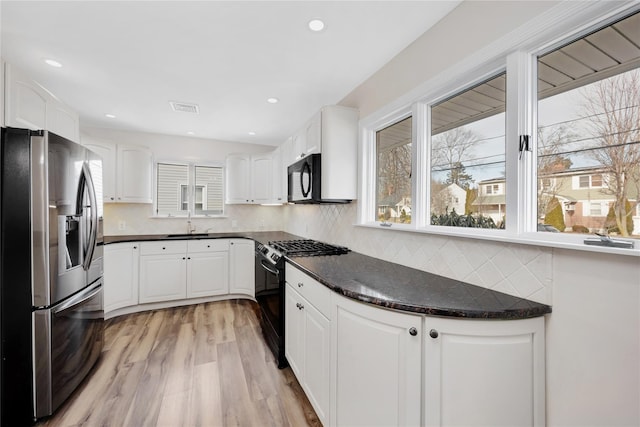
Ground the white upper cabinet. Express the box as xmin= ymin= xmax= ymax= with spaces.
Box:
xmin=4 ymin=62 xmax=79 ymax=142
xmin=82 ymin=140 xmax=153 ymax=203
xmin=270 ymin=145 xmax=285 ymax=204
xmin=225 ymin=153 xmax=273 ymax=204
xmin=117 ymin=145 xmax=153 ymax=203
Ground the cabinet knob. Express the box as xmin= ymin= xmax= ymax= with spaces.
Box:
xmin=409 ymin=327 xmax=418 ymax=336
xmin=182 ymin=257 xmax=186 ymax=260
xmin=429 ymin=329 xmax=439 ymax=339
xmin=110 ymin=197 xmax=115 ymax=201
xmin=298 ymin=282 xmax=304 ymax=288
xmin=188 ymin=257 xmax=191 ymax=260
xmin=162 ymin=247 xmax=166 ymax=250
xmin=296 ymin=303 xmax=304 ymax=310
xmin=133 ymin=246 xmax=137 ymax=249
xmin=207 ymin=245 xmax=210 ymax=248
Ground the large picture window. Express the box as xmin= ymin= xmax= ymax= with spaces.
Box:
xmin=360 ymin=4 xmax=640 ymax=253
xmin=430 ymin=73 xmax=506 ymax=229
xmin=537 ymin=11 xmax=639 ymax=238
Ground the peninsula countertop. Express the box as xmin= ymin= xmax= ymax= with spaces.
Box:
xmin=104 ymin=232 xmax=551 ymax=319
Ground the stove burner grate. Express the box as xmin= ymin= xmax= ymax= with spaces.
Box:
xmin=268 ymin=239 xmax=350 ymax=257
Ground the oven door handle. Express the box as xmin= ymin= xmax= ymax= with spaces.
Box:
xmin=260 ymin=259 xmax=280 ymax=276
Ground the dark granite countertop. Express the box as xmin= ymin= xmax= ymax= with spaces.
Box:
xmin=104 ymin=232 xmax=551 ymax=319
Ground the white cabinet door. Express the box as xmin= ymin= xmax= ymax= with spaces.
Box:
xmin=291 ymin=131 xmax=305 ymax=161
xmin=285 ymin=284 xmax=305 ymax=377
xmin=270 ymin=146 xmax=285 ymax=204
xmin=139 ymin=254 xmax=187 ymax=303
xmin=229 ymin=239 xmax=255 ymax=296
xmin=302 ymin=298 xmax=331 ymax=425
xmin=117 ymin=145 xmax=153 ymax=203
xmin=226 ymin=154 xmax=251 ymax=204
xmin=104 ymin=243 xmax=139 ymax=313
xmin=187 ymin=251 xmax=229 ymax=298
xmin=424 ymin=316 xmax=545 ymax=427
xmin=46 ymin=99 xmax=79 ymax=143
xmin=304 ymin=111 xmax=322 ymax=156
xmin=332 ymin=294 xmax=422 ymax=427
xmin=83 ymin=141 xmax=117 ymax=202
xmin=251 ymin=154 xmax=272 ymax=203
xmin=4 ymin=63 xmax=48 ymax=130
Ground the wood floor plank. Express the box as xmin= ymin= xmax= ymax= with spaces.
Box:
xmin=37 ymin=299 xmax=320 ymax=427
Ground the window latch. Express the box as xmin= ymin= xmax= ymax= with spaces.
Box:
xmin=519 ymin=135 xmax=531 ymax=160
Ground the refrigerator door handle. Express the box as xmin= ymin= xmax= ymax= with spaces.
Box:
xmin=78 ymin=162 xmax=98 ymax=271
xmin=51 ymin=280 xmax=102 ymax=315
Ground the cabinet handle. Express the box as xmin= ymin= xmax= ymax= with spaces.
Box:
xmin=409 ymin=327 xmax=418 ymax=336
xmin=296 ymin=303 xmax=304 ymax=310
xmin=429 ymin=329 xmax=439 ymax=339
xmin=297 ymin=282 xmax=304 ymax=288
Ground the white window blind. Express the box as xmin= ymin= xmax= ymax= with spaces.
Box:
xmin=157 ymin=163 xmax=189 ymax=216
xmin=195 ymin=165 xmax=224 ymax=215
xmin=156 ymin=162 xmax=224 ymax=216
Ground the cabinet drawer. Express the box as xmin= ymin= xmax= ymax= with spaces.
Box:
xmin=140 ymin=240 xmax=187 ymax=255
xmin=187 ymin=239 xmax=229 ymax=253
xmin=286 ymin=264 xmax=331 ymax=319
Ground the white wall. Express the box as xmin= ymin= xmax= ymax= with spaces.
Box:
xmin=81 ymin=126 xmax=284 ymax=235
xmin=284 ymin=1 xmax=640 ymax=425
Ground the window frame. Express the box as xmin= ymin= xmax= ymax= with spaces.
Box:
xmin=357 ymin=1 xmax=640 ymax=256
xmin=154 ymin=161 xmax=225 ymax=218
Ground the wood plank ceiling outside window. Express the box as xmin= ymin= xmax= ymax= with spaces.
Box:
xmin=431 ymin=11 xmax=640 ymax=136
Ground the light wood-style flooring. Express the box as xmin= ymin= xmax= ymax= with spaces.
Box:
xmin=37 ymin=299 xmax=320 ymax=427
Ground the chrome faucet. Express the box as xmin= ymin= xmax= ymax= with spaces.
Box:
xmin=187 ymin=211 xmax=196 ymax=234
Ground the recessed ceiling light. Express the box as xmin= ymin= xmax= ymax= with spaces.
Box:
xmin=105 ymin=114 xmax=116 ymax=119
xmin=248 ymin=131 xmax=256 ymax=136
xmin=44 ymin=59 xmax=62 ymax=68
xmin=308 ymin=19 xmax=325 ymax=32
xmin=267 ymin=97 xmax=279 ymax=104
xmin=187 ymin=131 xmax=195 ymax=135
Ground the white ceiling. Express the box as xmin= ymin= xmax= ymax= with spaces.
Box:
xmin=1 ymin=1 xmax=461 ymax=146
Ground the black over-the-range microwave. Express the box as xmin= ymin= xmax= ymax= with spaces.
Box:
xmin=287 ymin=153 xmax=350 ymax=204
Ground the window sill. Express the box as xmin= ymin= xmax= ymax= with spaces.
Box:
xmin=150 ymin=215 xmax=229 ymax=219
xmin=356 ymin=222 xmax=640 ymax=257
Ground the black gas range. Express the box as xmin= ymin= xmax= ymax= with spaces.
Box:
xmin=254 ymin=239 xmax=349 ymax=368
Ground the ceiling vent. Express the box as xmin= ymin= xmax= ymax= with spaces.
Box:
xmin=169 ymin=101 xmax=199 ymax=114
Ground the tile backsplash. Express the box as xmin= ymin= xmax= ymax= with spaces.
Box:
xmin=283 ymin=202 xmax=553 ymax=305
xmin=103 ymin=203 xmax=285 ymax=236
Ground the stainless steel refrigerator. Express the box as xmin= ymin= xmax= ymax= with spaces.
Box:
xmin=0 ymin=127 xmax=104 ymax=425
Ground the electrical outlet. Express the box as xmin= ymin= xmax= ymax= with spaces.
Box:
xmin=118 ymin=220 xmax=126 ymax=231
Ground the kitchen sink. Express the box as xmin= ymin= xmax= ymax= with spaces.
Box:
xmin=165 ymin=233 xmax=211 ymax=238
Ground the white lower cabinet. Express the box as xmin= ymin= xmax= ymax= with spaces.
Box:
xmin=423 ymin=316 xmax=545 ymax=427
xmin=104 ymin=243 xmax=139 ymax=312
xmin=229 ymin=239 xmax=255 ymax=296
xmin=186 ymin=240 xmax=230 ymax=298
xmin=139 ymin=241 xmax=188 ymax=303
xmin=331 ymin=293 xmax=422 ymax=427
xmin=285 ymin=265 xmax=331 ymax=426
xmin=138 ymin=239 xmax=232 ymax=304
